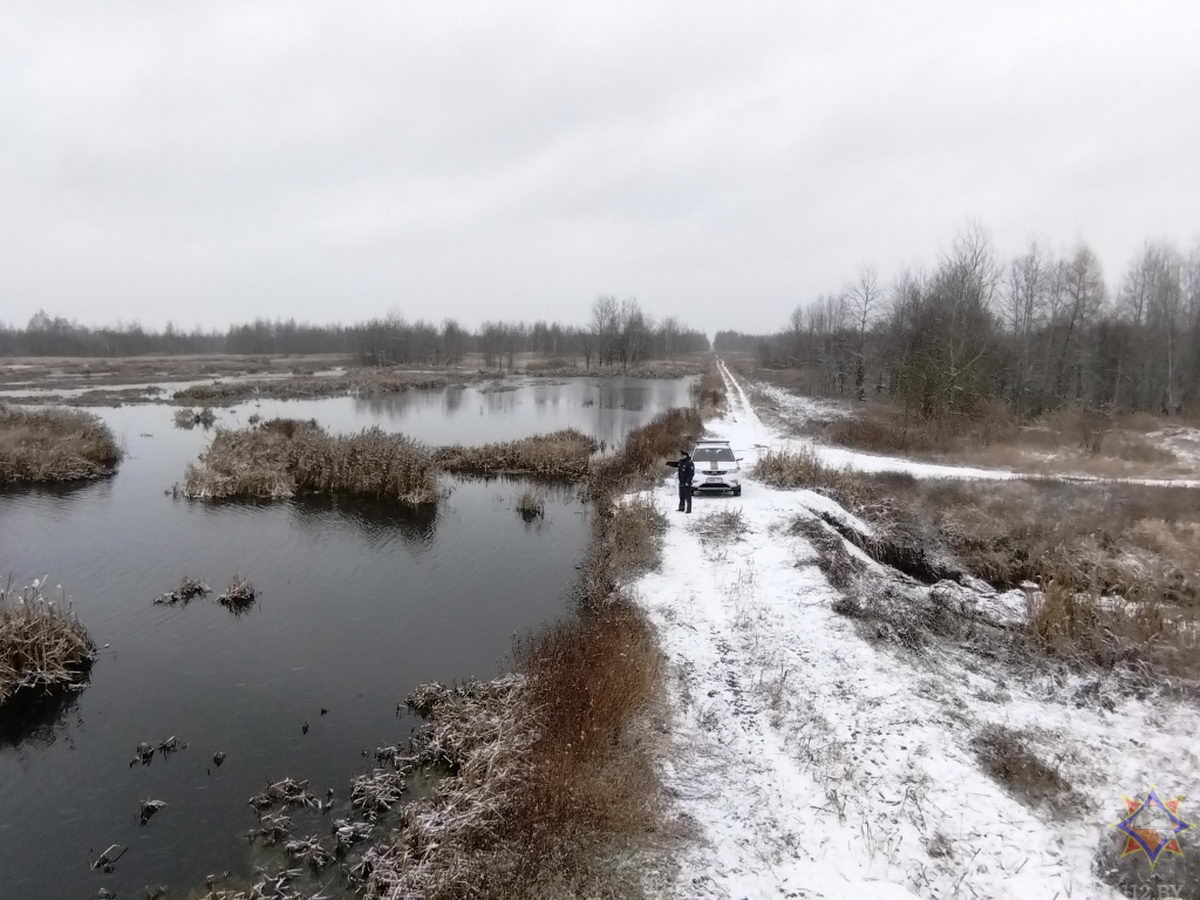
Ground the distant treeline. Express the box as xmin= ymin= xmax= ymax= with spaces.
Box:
xmin=1 ymin=297 xmax=709 ymax=368
xmin=716 ymin=228 xmax=1200 ymax=419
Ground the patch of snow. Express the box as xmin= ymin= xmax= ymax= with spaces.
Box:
xmin=754 ymin=381 xmax=857 ymax=426
xmin=1149 ymin=425 xmax=1200 ymax=469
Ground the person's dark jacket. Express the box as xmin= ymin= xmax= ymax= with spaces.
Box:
xmin=667 ymin=456 xmax=695 ymax=484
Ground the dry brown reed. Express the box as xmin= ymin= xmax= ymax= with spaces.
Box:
xmin=358 ymin=597 xmax=664 ymax=897
xmin=0 ymin=405 xmax=122 ymax=483
xmin=183 ymin=419 xmax=439 ymax=504
xmin=0 ymin=579 xmax=95 ymax=706
xmin=434 ymin=428 xmax=598 ymax=477
xmin=752 ymin=446 xmax=865 ymax=500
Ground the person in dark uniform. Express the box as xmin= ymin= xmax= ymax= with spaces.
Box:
xmin=666 ymin=449 xmax=694 ymax=513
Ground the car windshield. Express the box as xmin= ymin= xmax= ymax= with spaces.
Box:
xmin=693 ymin=447 xmax=735 ymax=462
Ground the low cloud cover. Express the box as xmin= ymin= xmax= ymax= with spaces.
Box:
xmin=2 ymin=1 xmax=1197 ymax=333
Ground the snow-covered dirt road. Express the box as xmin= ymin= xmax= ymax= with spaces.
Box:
xmin=631 ymin=359 xmax=1199 ymax=899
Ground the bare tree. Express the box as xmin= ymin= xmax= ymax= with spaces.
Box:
xmin=847 ymin=266 xmax=880 ymax=400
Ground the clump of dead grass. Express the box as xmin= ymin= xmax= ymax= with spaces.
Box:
xmin=218 ymin=576 xmax=256 ymax=611
xmin=153 ymin=575 xmax=211 ymax=605
xmin=183 ymin=419 xmax=438 ymax=504
xmin=173 ymin=407 xmax=217 ymax=429
xmin=434 ymin=428 xmax=598 ymax=477
xmin=0 ymin=405 xmax=122 ymax=484
xmin=0 ymin=578 xmax=95 ymax=707
xmin=693 ymin=507 xmax=748 ymax=543
xmin=753 ymin=446 xmax=864 ymax=499
xmin=971 ymin=724 xmax=1074 ymax=809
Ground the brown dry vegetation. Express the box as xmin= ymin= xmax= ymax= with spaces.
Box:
xmin=692 ymin=357 xmax=726 ymax=418
xmin=173 ymin=370 xmax=450 ymax=405
xmin=0 ymin=405 xmax=122 ymax=484
xmin=0 ymin=580 xmax=95 ymax=707
xmin=0 ymin=353 xmax=344 ymax=387
xmin=434 ymin=428 xmax=599 ymax=477
xmin=183 ymin=419 xmax=438 ymax=504
xmin=759 ymin=448 xmax=1200 ymax=681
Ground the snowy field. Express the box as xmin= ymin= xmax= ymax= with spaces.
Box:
xmin=631 ymin=359 xmax=1199 ymax=899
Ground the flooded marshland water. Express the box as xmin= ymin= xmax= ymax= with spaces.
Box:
xmin=0 ymin=376 xmax=692 ymax=899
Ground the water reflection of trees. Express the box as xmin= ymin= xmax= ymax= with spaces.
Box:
xmin=287 ymin=494 xmax=439 ymax=549
xmin=353 ymin=389 xmax=450 ymax=421
xmin=0 ymin=684 xmax=84 ymax=749
xmin=342 ymin=375 xmax=695 ymax=452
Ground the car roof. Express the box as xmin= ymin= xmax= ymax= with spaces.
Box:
xmin=694 ymin=439 xmax=730 ymax=445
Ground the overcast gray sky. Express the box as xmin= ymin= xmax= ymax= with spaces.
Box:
xmin=2 ymin=1 xmax=1197 ymax=335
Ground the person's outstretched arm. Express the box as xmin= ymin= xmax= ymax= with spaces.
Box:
xmin=666 ymin=460 xmax=680 ymax=469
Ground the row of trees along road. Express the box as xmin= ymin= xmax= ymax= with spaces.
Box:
xmin=715 ymin=227 xmax=1200 ymax=420
xmin=1 ymin=297 xmax=709 ymax=368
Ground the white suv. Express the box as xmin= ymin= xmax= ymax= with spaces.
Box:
xmin=691 ymin=440 xmax=742 ymax=496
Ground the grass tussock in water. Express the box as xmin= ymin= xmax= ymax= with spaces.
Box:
xmin=434 ymin=428 xmax=599 ymax=477
xmin=0 ymin=579 xmax=95 ymax=707
xmin=183 ymin=418 xmax=438 ymax=504
xmin=172 ymin=407 xmax=216 ymax=429
xmin=0 ymin=405 xmax=122 ymax=484
xmin=217 ymin=575 xmax=256 ymax=611
xmin=514 ymin=487 xmax=545 ymax=521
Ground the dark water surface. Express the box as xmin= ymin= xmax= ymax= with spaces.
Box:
xmin=0 ymin=376 xmax=691 ymax=899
